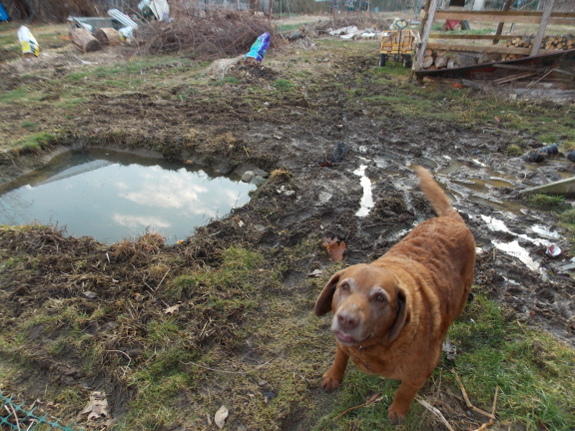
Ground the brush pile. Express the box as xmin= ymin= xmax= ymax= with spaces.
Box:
xmin=137 ymin=8 xmax=278 ymax=60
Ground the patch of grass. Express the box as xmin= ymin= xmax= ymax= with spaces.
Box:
xmin=54 ymin=97 xmax=89 ymax=109
xmin=21 ymin=120 xmax=37 ymax=130
xmin=12 ymin=132 xmax=56 ymax=152
xmin=538 ymin=133 xmax=557 ymax=143
xmin=0 ymin=87 xmax=28 ymax=103
xmin=448 ymin=294 xmax=575 ymax=430
xmin=562 ymin=141 xmax=575 ymax=151
xmin=225 ymin=76 xmax=239 ymax=84
xmin=66 ymin=72 xmax=88 ymax=81
xmin=559 ymin=209 xmax=575 ymax=239
xmin=274 ymin=79 xmax=294 ymax=91
xmin=525 ymin=194 xmax=570 ymax=211
xmin=505 ymin=144 xmax=523 ymax=156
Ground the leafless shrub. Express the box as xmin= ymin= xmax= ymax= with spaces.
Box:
xmin=137 ymin=7 xmax=280 ymax=60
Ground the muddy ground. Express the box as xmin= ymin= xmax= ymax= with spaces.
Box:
xmin=0 ymin=19 xmax=575 ymax=431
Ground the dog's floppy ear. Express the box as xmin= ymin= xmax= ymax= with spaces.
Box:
xmin=314 ymin=271 xmax=342 ymax=316
xmin=388 ymin=286 xmax=409 ymax=342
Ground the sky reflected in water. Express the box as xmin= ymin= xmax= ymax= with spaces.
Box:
xmin=0 ymin=149 xmax=256 ymax=244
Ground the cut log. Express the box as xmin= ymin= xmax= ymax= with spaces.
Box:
xmin=94 ymin=28 xmax=121 ymax=46
xmin=422 ymin=56 xmax=434 ymax=68
xmin=435 ymin=55 xmax=448 ymax=68
xmin=447 ymin=58 xmax=456 ymax=68
xmin=70 ymin=28 xmax=101 ymax=53
xmin=424 ymin=48 xmax=433 ymax=57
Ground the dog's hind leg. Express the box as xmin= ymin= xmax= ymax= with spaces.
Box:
xmin=387 ymin=379 xmax=426 ymax=425
xmin=321 ymin=345 xmax=349 ymax=392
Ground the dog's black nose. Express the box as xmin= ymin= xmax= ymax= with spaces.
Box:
xmin=337 ymin=311 xmax=359 ymax=330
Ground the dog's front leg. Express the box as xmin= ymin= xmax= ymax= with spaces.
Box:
xmin=321 ymin=344 xmax=349 ymax=392
xmin=387 ymin=379 xmax=425 ymax=425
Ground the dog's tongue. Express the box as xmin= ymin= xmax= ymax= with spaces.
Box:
xmin=335 ymin=331 xmax=357 ymax=344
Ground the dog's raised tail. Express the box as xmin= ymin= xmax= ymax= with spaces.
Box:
xmin=415 ymin=166 xmax=454 ymax=217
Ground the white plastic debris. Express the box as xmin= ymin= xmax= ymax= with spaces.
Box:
xmin=17 ymin=26 xmax=39 ymax=57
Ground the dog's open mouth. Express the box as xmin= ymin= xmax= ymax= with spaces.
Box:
xmin=334 ymin=331 xmax=361 ymax=345
xmin=333 ymin=331 xmax=372 ymax=345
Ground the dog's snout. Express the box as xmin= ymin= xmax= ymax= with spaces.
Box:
xmin=337 ymin=311 xmax=359 ymax=330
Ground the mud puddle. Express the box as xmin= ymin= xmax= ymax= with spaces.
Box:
xmin=0 ymin=148 xmax=256 ymax=244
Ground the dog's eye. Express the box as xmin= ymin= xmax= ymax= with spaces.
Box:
xmin=376 ymin=294 xmax=386 ymax=302
xmin=339 ymin=283 xmax=349 ymax=292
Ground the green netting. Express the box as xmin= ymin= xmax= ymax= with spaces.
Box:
xmin=0 ymin=393 xmax=81 ymax=431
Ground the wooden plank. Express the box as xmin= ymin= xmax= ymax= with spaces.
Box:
xmin=493 ymin=63 xmax=545 ymax=71
xmin=493 ymin=0 xmax=513 ymax=45
xmin=434 ymin=10 xmax=575 ymax=24
xmin=521 ymin=177 xmax=575 ymax=196
xmin=493 ymin=72 xmax=537 ymax=84
xmin=414 ymin=0 xmax=441 ymax=71
xmin=530 ymin=0 xmax=555 ymax=57
xmin=427 ymin=42 xmax=561 ymax=54
xmin=428 ymin=33 xmax=516 ymax=40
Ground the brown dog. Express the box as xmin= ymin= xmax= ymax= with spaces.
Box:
xmin=315 ymin=166 xmax=476 ymax=425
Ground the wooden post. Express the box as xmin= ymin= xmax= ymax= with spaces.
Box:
xmin=493 ymin=0 xmax=513 ymax=45
xmin=530 ymin=0 xmax=555 ymax=56
xmin=413 ymin=0 xmax=440 ymax=72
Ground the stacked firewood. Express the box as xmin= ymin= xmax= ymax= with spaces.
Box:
xmin=502 ymin=34 xmax=575 ymax=60
xmin=421 ymin=49 xmax=458 ymax=69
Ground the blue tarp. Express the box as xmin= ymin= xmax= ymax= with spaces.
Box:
xmin=0 ymin=3 xmax=9 ymax=21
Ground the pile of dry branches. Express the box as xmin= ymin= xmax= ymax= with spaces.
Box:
xmin=137 ymin=8 xmax=279 ymax=60
xmin=2 ymin=0 xmax=103 ymax=22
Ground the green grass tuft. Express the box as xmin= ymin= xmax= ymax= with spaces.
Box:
xmin=274 ymin=79 xmax=294 ymax=91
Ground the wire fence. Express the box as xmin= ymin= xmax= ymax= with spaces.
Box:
xmin=1 ymin=393 xmax=81 ymax=431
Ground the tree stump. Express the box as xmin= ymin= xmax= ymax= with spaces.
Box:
xmin=94 ymin=28 xmax=121 ymax=46
xmin=70 ymin=28 xmax=101 ymax=53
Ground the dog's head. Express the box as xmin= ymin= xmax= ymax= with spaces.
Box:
xmin=314 ymin=264 xmax=409 ymax=346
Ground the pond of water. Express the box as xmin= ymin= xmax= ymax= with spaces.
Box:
xmin=0 ymin=149 xmax=256 ymax=244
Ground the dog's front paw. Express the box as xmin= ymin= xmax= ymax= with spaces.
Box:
xmin=320 ymin=373 xmax=341 ymax=392
xmin=387 ymin=404 xmax=407 ymax=425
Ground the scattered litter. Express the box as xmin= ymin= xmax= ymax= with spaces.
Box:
xmin=332 ymin=141 xmax=349 ymax=163
xmin=83 ymin=291 xmax=97 ymax=299
xmin=442 ymin=336 xmax=457 ymax=361
xmin=276 ymin=185 xmax=295 ymax=196
xmin=521 ymin=143 xmax=559 ymax=162
xmin=546 ymin=244 xmax=562 ymax=258
xmin=329 ymin=26 xmax=358 ymax=36
xmin=108 ymin=8 xmax=139 ymax=29
xmin=164 ymin=302 xmax=183 ymax=314
xmin=118 ymin=27 xmax=135 ymax=41
xmin=81 ymin=391 xmax=109 ymax=420
xmin=18 ymin=26 xmax=39 ymax=57
xmin=538 ymin=143 xmax=559 ymax=156
xmin=567 ymin=150 xmax=575 ymax=163
xmin=245 ymin=32 xmax=270 ymax=64
xmin=307 ymin=269 xmax=323 ymax=278
xmin=214 ymin=405 xmax=229 ymax=429
xmin=138 ymin=0 xmax=170 ymax=21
